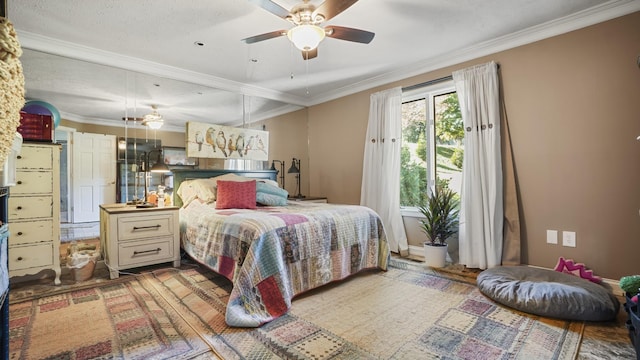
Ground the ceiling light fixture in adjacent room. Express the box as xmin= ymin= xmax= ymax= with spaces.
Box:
xmin=141 ymin=105 xmax=164 ymax=130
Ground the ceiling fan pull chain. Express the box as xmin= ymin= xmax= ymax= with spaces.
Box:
xmin=305 ymin=56 xmax=310 ymax=95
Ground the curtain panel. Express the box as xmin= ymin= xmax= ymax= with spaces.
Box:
xmin=361 ymin=87 xmax=408 ymax=255
xmin=453 ymin=61 xmax=504 ymax=269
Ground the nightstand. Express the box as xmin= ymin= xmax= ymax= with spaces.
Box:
xmin=99 ymin=204 xmax=180 ymax=279
xmin=289 ymin=196 xmax=327 ymax=203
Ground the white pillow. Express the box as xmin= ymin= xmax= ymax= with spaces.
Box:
xmin=176 ymin=178 xmax=217 ymax=206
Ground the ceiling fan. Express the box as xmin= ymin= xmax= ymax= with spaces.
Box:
xmin=242 ymin=0 xmax=375 ymax=60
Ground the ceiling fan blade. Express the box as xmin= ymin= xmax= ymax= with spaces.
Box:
xmin=247 ymin=0 xmax=291 ymax=19
xmin=302 ymin=48 xmax=318 ymax=60
xmin=313 ymin=0 xmax=359 ymax=22
xmin=325 ymin=26 xmax=374 ymax=44
xmin=242 ymin=30 xmax=286 ymax=44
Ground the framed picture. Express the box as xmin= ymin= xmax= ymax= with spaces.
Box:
xmin=162 ymin=146 xmax=198 ymax=167
xmin=186 ymin=121 xmax=269 ymax=160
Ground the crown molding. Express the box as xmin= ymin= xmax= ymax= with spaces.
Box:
xmin=60 ymin=103 xmax=303 ymax=133
xmin=306 ymin=0 xmax=640 ymax=106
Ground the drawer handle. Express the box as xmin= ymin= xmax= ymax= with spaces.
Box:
xmin=17 ymin=232 xmax=23 ymax=236
xmin=16 ymin=155 xmax=21 ymax=160
xmin=16 ymin=206 xmax=22 ymax=210
xmin=132 ymin=225 xmax=161 ymax=231
xmin=133 ymin=248 xmax=161 ymax=255
xmin=17 ymin=181 xmax=22 ymax=185
xmin=17 ymin=256 xmax=23 ymax=261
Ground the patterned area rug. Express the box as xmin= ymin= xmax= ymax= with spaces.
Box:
xmin=10 ymin=276 xmax=212 ymax=360
xmin=10 ymin=259 xmax=585 ymax=359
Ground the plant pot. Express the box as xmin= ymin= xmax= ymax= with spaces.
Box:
xmin=424 ymin=243 xmax=448 ymax=268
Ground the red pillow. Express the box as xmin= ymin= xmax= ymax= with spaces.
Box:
xmin=215 ymin=180 xmax=257 ymax=209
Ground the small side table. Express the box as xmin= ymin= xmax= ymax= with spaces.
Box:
xmin=100 ymin=204 xmax=180 ymax=279
xmin=289 ymin=196 xmax=327 ymax=203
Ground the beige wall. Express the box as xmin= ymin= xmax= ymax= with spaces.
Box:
xmin=307 ymin=12 xmax=640 ymax=280
xmin=259 ymin=109 xmax=310 ymax=197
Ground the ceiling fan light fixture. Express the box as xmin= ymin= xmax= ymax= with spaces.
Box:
xmin=143 ymin=119 xmax=163 ymax=130
xmin=287 ymin=24 xmax=325 ymax=51
xmin=141 ymin=106 xmax=164 ymax=130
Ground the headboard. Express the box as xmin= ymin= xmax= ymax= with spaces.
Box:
xmin=171 ymin=169 xmax=278 ymax=207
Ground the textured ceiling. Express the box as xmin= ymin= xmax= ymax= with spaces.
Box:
xmin=7 ymin=0 xmax=639 ymax=131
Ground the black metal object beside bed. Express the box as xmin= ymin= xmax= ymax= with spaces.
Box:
xmin=171 ymin=169 xmax=277 ymax=207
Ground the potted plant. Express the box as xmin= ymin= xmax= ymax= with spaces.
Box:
xmin=419 ymin=186 xmax=460 ymax=268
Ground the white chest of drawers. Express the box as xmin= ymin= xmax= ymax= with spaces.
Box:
xmin=99 ymin=204 xmax=180 ymax=279
xmin=8 ymin=143 xmax=61 ymax=285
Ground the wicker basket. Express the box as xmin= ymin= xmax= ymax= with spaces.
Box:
xmin=70 ymin=258 xmax=96 ymax=282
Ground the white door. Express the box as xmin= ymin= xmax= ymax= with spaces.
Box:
xmin=72 ymin=132 xmax=116 ymax=223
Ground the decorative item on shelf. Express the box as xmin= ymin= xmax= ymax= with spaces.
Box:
xmin=141 ymin=105 xmax=164 ymax=130
xmin=21 ymin=100 xmax=61 ymax=129
xmin=270 ymin=159 xmax=285 ymax=189
xmin=132 ymin=148 xmax=171 ymax=207
xmin=288 ymin=157 xmax=304 ymax=199
xmin=162 ymin=146 xmax=198 ymax=168
xmin=157 ymin=185 xmax=166 ymax=208
xmin=17 ymin=111 xmax=53 ymax=142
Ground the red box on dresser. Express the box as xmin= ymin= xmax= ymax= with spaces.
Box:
xmin=18 ymin=111 xmax=53 ymax=142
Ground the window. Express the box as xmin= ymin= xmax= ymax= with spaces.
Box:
xmin=400 ymin=82 xmax=463 ymax=209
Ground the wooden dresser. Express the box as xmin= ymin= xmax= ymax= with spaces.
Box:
xmin=8 ymin=143 xmax=61 ymax=285
xmin=100 ymin=204 xmax=180 ymax=279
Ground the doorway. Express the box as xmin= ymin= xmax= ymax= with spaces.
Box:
xmin=54 ymin=128 xmax=117 ymax=223
xmin=54 ymin=127 xmax=74 ymax=223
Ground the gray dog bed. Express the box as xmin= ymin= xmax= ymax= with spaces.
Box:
xmin=477 ymin=266 xmax=619 ymax=321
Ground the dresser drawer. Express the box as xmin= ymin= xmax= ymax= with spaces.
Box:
xmin=8 ymin=220 xmax=54 ymax=245
xmin=9 ymin=243 xmax=53 ymax=271
xmin=118 ymin=237 xmax=174 ymax=267
xmin=12 ymin=171 xmax=53 ymax=195
xmin=117 ymin=213 xmax=175 ymax=241
xmin=8 ymin=196 xmax=53 ymax=220
xmin=16 ymin=145 xmax=53 ymax=170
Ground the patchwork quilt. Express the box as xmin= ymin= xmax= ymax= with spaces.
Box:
xmin=180 ymin=201 xmax=390 ymax=327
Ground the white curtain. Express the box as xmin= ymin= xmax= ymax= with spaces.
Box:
xmin=361 ymin=87 xmax=408 ymax=255
xmin=453 ymin=61 xmax=504 ymax=269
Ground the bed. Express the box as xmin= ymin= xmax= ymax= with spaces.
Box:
xmin=172 ymin=169 xmax=390 ymax=327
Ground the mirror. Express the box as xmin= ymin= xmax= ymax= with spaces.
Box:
xmin=20 ymin=48 xmax=303 ymax=130
xmin=19 ymin=48 xmax=304 ymax=266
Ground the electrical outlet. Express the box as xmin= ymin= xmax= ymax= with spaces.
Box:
xmin=562 ymin=231 xmax=576 ymax=247
xmin=546 ymin=230 xmax=558 ymax=244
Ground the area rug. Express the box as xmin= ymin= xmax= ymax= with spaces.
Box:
xmin=9 ymin=276 xmax=212 ymax=360
xmin=150 ymin=259 xmax=584 ymax=360
xmin=10 ymin=259 xmax=584 ymax=359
